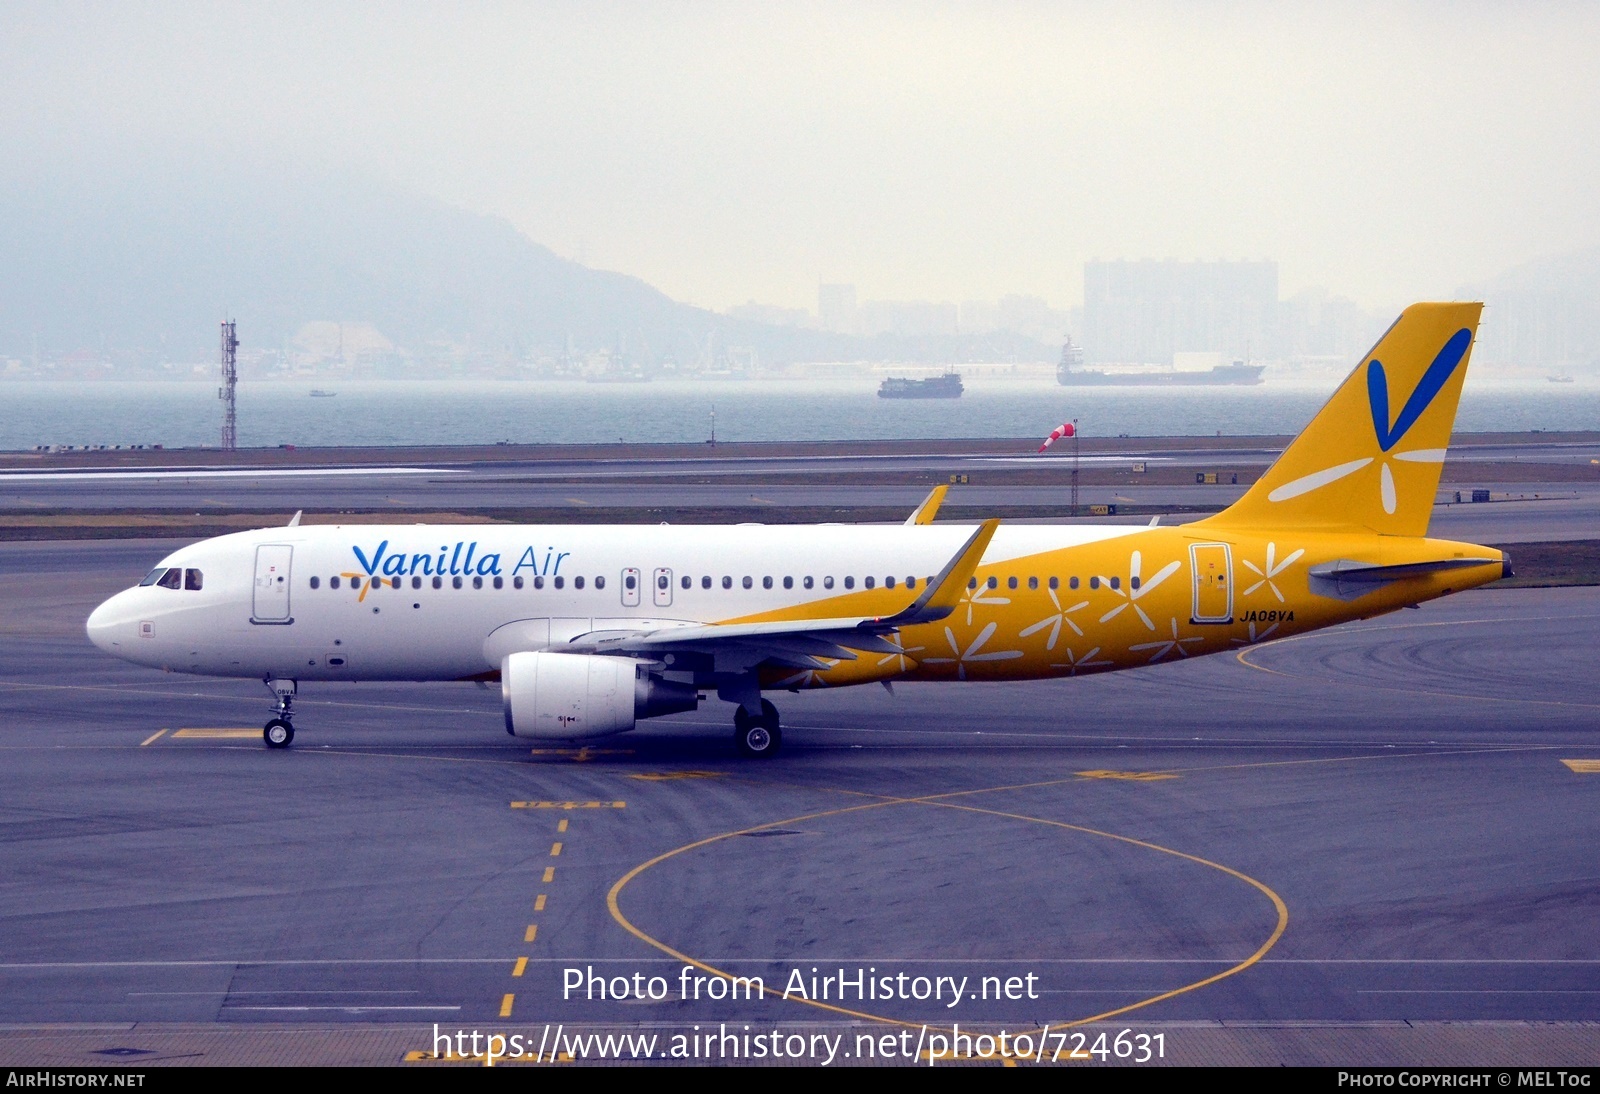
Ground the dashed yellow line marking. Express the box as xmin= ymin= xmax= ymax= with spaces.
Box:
xmin=549 ymin=842 xmax=563 ymax=857
xmin=629 ymin=771 xmax=727 ymax=781
xmin=511 ymin=957 xmax=527 ymax=977
xmin=1075 ymin=770 xmax=1179 ymax=782
xmin=528 ymin=747 xmax=634 ymax=762
xmin=534 ymin=895 xmax=547 ymax=912
xmin=542 ymin=867 xmax=555 ymax=883
xmin=557 ymin=819 xmax=568 ymax=833
xmin=499 ymin=993 xmax=514 ymax=1018
xmin=171 ymin=728 xmax=260 ymax=739
xmin=1562 ymin=759 xmax=1600 ymax=773
xmin=139 ymin=730 xmax=168 ymax=747
xmin=523 ymin=925 xmax=538 ymax=943
xmin=511 ymin=801 xmax=625 ymax=809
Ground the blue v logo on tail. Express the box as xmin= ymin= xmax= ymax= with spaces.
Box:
xmin=1366 ymin=328 xmax=1473 ymax=452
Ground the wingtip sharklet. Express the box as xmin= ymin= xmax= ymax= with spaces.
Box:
xmin=871 ymin=517 xmax=999 ymax=630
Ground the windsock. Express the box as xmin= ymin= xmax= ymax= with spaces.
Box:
xmin=1037 ymin=421 xmax=1076 ymax=453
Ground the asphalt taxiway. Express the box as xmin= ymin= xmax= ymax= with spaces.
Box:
xmin=0 ymin=538 xmax=1597 ymax=1065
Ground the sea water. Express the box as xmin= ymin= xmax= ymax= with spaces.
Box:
xmin=1 ymin=377 xmax=1595 ymax=450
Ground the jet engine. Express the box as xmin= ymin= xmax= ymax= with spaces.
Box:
xmin=502 ymin=651 xmax=698 ymax=739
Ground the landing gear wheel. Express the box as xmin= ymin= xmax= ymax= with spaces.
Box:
xmin=733 ymin=700 xmax=782 ymax=758
xmin=264 ymin=718 xmax=294 ymax=748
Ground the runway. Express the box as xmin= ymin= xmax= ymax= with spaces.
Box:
xmin=0 ymin=539 xmax=1597 ymax=1065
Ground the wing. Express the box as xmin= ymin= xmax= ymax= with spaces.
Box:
xmin=563 ymin=519 xmax=999 ymax=670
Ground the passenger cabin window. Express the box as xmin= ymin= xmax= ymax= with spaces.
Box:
xmin=310 ymin=576 xmax=320 ymax=590
xmin=595 ymin=576 xmax=605 ymax=590
xmin=452 ymin=576 xmax=463 ymax=589
xmin=742 ymin=576 xmax=753 ymax=589
xmin=863 ymin=576 xmax=874 ymax=589
xmin=432 ymin=576 xmax=443 ymax=589
xmin=331 ymin=576 xmax=341 ymax=589
xmin=783 ymin=576 xmax=793 ymax=589
xmin=412 ymin=576 xmax=422 ymax=589
xmin=1007 ymin=576 xmax=1018 ymax=590
xmin=156 ymin=568 xmax=182 ymax=590
xmin=1089 ymin=576 xmax=1100 ymax=590
xmin=702 ymin=576 xmax=712 ymax=589
xmin=986 ymin=576 xmax=998 ymax=590
xmin=722 ymin=576 xmax=732 ymax=589
xmin=885 ymin=576 xmax=896 ymax=589
xmin=184 ymin=568 xmax=203 ymax=591
xmin=625 ymin=574 xmax=637 ymax=590
xmin=1110 ymin=577 xmax=1121 ymax=590
xmin=906 ymin=577 xmax=916 ymax=590
xmin=533 ymin=576 xmax=544 ymax=589
xmin=553 ymin=576 xmax=565 ymax=589
xmin=1049 ymin=576 xmax=1059 ymax=590
xmin=514 ymin=576 xmax=524 ymax=589
xmin=1027 ymin=576 xmax=1038 ymax=590
xmin=574 ymin=576 xmax=585 ymax=590
xmin=823 ymin=577 xmax=834 ymax=589
xmin=1069 ymin=576 xmax=1080 ymax=590
xmin=1131 ymin=576 xmax=1141 ymax=590
xmin=493 ymin=576 xmax=504 ymax=589
xmin=681 ymin=576 xmax=691 ymax=589
xmin=803 ymin=576 xmax=814 ymax=589
xmin=843 ymin=576 xmax=855 ymax=589
xmin=762 ymin=576 xmax=773 ymax=590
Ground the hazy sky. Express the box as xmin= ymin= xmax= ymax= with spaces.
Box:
xmin=4 ymin=2 xmax=1598 ymax=314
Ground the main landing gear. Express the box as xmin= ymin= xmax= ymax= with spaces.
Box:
xmin=733 ymin=699 xmax=782 ymax=759
xmin=263 ymin=678 xmax=297 ymax=749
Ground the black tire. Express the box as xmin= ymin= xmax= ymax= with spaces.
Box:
xmin=734 ymin=700 xmax=782 ymax=758
xmin=264 ymin=718 xmax=294 ymax=748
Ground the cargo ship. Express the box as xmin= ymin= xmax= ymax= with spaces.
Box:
xmin=877 ymin=372 xmax=964 ymax=399
xmin=1056 ymin=338 xmax=1265 ymax=386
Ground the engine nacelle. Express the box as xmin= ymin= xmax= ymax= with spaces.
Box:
xmin=502 ymin=651 xmax=698 ymax=740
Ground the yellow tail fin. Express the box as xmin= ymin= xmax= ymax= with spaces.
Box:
xmin=1198 ymin=301 xmax=1482 ymax=536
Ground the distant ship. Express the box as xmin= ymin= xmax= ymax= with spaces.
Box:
xmin=1056 ymin=338 xmax=1265 ymax=386
xmin=1547 ymin=374 xmax=1575 ymax=384
xmin=877 ymin=373 xmax=964 ymax=399
xmin=309 ymin=389 xmax=337 ymax=397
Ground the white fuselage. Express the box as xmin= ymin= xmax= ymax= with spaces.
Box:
xmin=86 ymin=522 xmax=1139 ymax=682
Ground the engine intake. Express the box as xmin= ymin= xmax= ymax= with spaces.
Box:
xmin=502 ymin=651 xmax=698 ymax=739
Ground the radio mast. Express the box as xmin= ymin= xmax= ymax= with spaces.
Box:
xmin=219 ymin=320 xmax=238 ymax=451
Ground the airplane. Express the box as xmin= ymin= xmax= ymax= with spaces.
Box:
xmin=86 ymin=302 xmax=1508 ymax=758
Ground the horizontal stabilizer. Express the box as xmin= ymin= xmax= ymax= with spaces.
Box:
xmin=1308 ymin=555 xmax=1504 ymax=600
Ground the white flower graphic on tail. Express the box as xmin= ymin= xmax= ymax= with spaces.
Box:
xmin=1266 ymin=330 xmax=1471 ymax=516
xmin=1098 ymin=550 xmax=1182 ymax=631
xmin=923 ymin=622 xmax=1024 ymax=680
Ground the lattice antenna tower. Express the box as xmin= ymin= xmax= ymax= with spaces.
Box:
xmin=219 ymin=320 xmax=239 ymax=451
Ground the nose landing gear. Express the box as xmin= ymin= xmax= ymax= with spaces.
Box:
xmin=263 ymin=678 xmax=297 ymax=748
xmin=733 ymin=699 xmax=782 ymax=758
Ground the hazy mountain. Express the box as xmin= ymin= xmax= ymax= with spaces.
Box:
xmin=0 ymin=159 xmax=1049 ymax=368
xmin=1459 ymin=248 xmax=1600 ymax=373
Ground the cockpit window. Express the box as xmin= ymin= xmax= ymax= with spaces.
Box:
xmin=184 ymin=568 xmax=203 ymax=591
xmin=139 ymin=568 xmax=167 ymax=586
xmin=156 ymin=568 xmax=182 ymax=590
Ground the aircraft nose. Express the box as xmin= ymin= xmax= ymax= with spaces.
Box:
xmin=86 ymin=592 xmax=136 ymax=654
